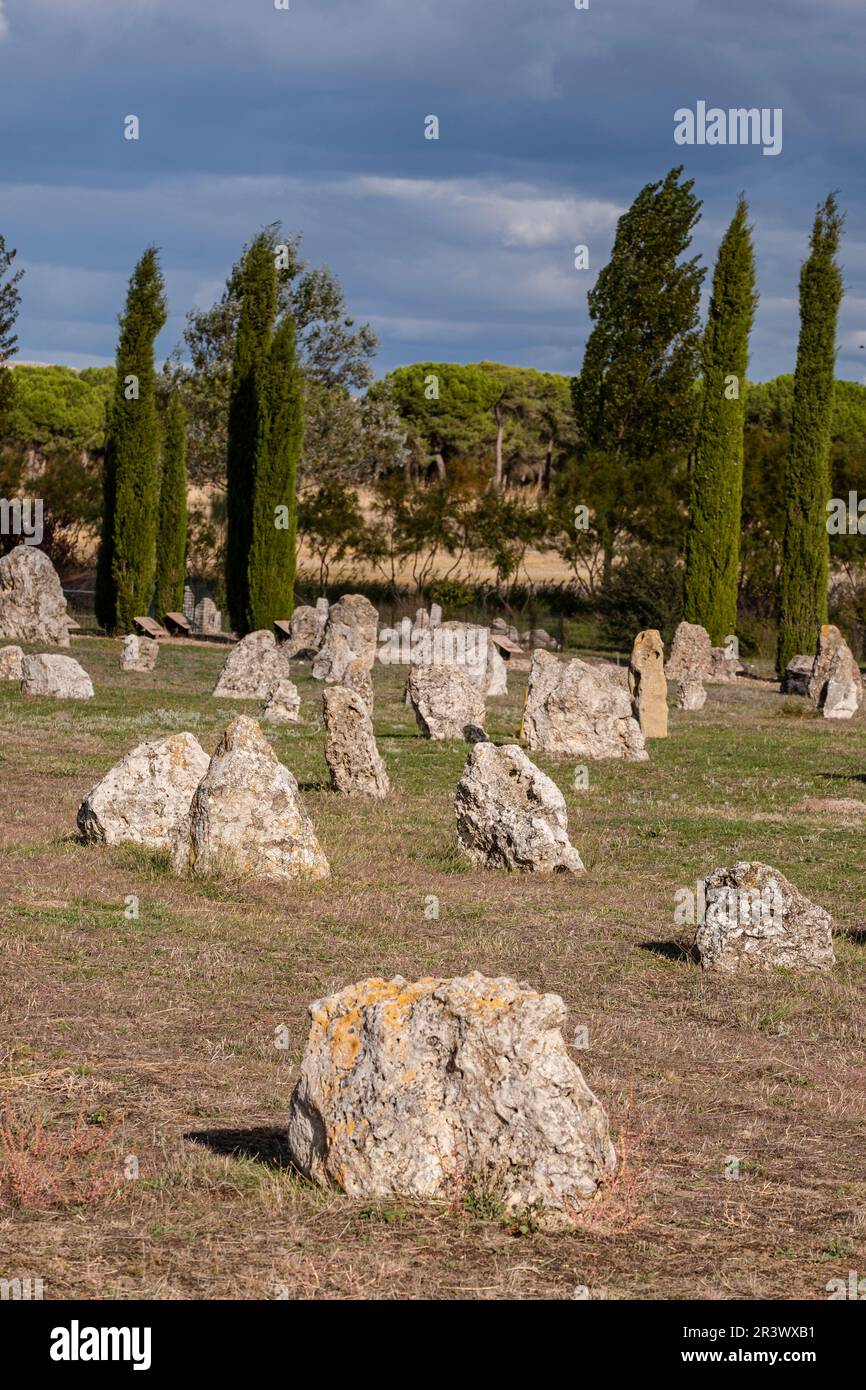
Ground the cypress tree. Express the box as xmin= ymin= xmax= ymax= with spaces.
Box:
xmin=154 ymin=391 xmax=188 ymax=618
xmin=776 ymin=194 xmax=844 ymax=675
xmin=683 ymin=195 xmax=757 ymax=643
xmin=225 ymin=235 xmax=276 ymax=634
xmin=247 ymin=315 xmax=303 ymax=630
xmin=95 ymin=248 xmax=167 ymax=633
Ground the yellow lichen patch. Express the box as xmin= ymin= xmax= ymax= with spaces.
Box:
xmin=328 ymin=1008 xmax=362 ymax=1070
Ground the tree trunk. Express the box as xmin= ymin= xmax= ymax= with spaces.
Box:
xmin=432 ymin=452 xmax=446 ymax=480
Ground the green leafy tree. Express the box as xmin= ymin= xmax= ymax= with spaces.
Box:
xmin=95 ymin=247 xmax=167 ymax=633
xmin=154 ymin=392 xmax=188 ymax=618
xmin=298 ymin=480 xmax=369 ymax=590
xmin=777 ymin=194 xmax=845 ymax=674
xmin=572 ymin=166 xmax=705 ymax=584
xmin=0 ymin=232 xmax=23 ymax=427
xmin=683 ymin=195 xmax=757 ymax=642
xmin=378 ymin=363 xmax=501 ymax=478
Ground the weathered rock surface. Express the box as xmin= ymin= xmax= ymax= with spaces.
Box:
xmin=342 ymin=655 xmax=374 ymax=711
xmin=694 ymin=861 xmax=834 ymax=973
xmin=0 ymin=645 xmax=24 ymax=681
xmin=408 ymin=663 xmax=486 ymax=740
xmin=676 ymin=676 xmax=706 ymax=711
xmin=455 ymin=742 xmax=584 ymax=873
xmin=213 ymin=629 xmax=291 ymax=699
xmin=286 ymin=971 xmax=616 ymax=1222
xmin=707 ymin=646 xmax=743 ymax=683
xmin=523 ymin=650 xmax=647 ymax=761
xmin=21 ymin=653 xmax=93 ymax=700
xmin=781 ymin=655 xmax=813 ymax=696
xmin=323 ymin=686 xmax=389 ymax=798
xmin=261 ymin=679 xmax=301 ymax=724
xmin=193 ymin=596 xmax=221 ymax=635
xmin=0 ymin=545 xmax=73 ymax=647
xmin=119 ymin=634 xmax=159 ymax=672
xmin=77 ymin=732 xmax=209 ymax=849
xmin=171 ymin=716 xmax=330 ymax=880
xmin=282 ymin=602 xmax=329 ymax=659
xmin=664 ymin=621 xmax=712 ymax=680
xmin=808 ymin=625 xmax=862 ymax=720
xmin=312 ymin=594 xmax=378 ymax=682
xmin=628 ymin=629 xmax=668 ymax=738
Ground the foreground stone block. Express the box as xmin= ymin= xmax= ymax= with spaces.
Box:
xmin=676 ymin=676 xmax=706 ymax=711
xmin=312 ymin=594 xmax=378 ymax=683
xmin=628 ymin=629 xmax=668 ymax=738
xmin=694 ymin=861 xmax=834 ymax=973
xmin=0 ymin=645 xmax=24 ymax=681
xmin=455 ymin=742 xmax=584 ymax=873
xmin=287 ymin=972 xmax=616 ymax=1223
xmin=523 ymin=650 xmax=647 ymax=761
xmin=77 ymin=732 xmax=209 ymax=849
xmin=408 ymin=663 xmax=486 ymax=740
xmin=119 ymin=634 xmax=159 ymax=672
xmin=261 ymin=679 xmax=301 ymax=724
xmin=213 ymin=629 xmax=291 ymax=699
xmin=781 ymin=655 xmax=813 ymax=697
xmin=0 ymin=545 xmax=73 ymax=647
xmin=808 ymin=625 xmax=862 ymax=720
xmin=342 ymin=655 xmax=374 ymax=711
xmin=664 ymin=621 xmax=712 ymax=680
xmin=323 ymin=686 xmax=389 ymax=798
xmin=172 ymin=716 xmax=330 ymax=880
xmin=21 ymin=654 xmax=93 ymax=700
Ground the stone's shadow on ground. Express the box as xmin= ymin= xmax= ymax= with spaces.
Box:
xmin=638 ymin=939 xmax=694 ymax=964
xmin=186 ymin=1127 xmax=296 ymax=1171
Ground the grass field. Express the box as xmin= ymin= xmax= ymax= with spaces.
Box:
xmin=1 ymin=637 xmax=865 ymax=1301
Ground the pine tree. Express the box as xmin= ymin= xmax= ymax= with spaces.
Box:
xmin=247 ymin=315 xmax=303 ymax=630
xmin=683 ymin=196 xmax=757 ymax=643
xmin=572 ymin=167 xmax=705 ymax=585
xmin=95 ymin=248 xmax=167 ymax=633
xmin=224 ymin=235 xmax=276 ymax=634
xmin=776 ymin=194 xmax=844 ymax=675
xmin=154 ymin=391 xmax=188 ymax=618
xmin=0 ymin=232 xmax=23 ymax=427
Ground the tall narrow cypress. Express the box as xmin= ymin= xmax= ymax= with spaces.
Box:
xmin=683 ymin=196 xmax=757 ymax=643
xmin=95 ymin=247 xmax=167 ymax=633
xmin=776 ymin=194 xmax=844 ymax=675
xmin=247 ymin=315 xmax=303 ymax=630
xmin=154 ymin=391 xmax=188 ymax=618
xmin=225 ymin=235 xmax=276 ymax=635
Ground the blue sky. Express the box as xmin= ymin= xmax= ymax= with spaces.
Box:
xmin=1 ymin=0 xmax=864 ymax=383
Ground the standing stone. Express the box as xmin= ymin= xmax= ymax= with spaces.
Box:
xmin=0 ymin=645 xmax=24 ymax=681
xmin=77 ymin=732 xmax=209 ymax=849
xmin=523 ymin=650 xmax=647 ymax=761
xmin=781 ymin=655 xmax=813 ymax=696
xmin=172 ymin=716 xmax=329 ymax=881
xmin=287 ymin=971 xmax=615 ymax=1224
xmin=323 ymin=686 xmax=389 ymax=798
xmin=193 ymin=596 xmax=222 ymax=635
xmin=0 ymin=545 xmax=73 ymax=647
xmin=21 ymin=654 xmax=93 ymax=700
xmin=707 ymin=646 xmax=742 ymax=683
xmin=312 ymin=594 xmax=379 ymax=682
xmin=676 ymin=676 xmax=706 ymax=710
xmin=213 ymin=630 xmax=291 ymax=699
xmin=664 ymin=621 xmax=712 ymax=680
xmin=485 ymin=640 xmax=508 ymax=696
xmin=261 ymin=679 xmax=301 ymax=724
xmin=694 ymin=861 xmax=834 ymax=973
xmin=408 ymin=663 xmax=486 ymax=740
xmin=282 ymin=603 xmax=329 ymax=659
xmin=808 ymin=625 xmax=862 ymax=720
xmin=455 ymin=742 xmax=584 ymax=873
xmin=342 ymin=655 xmax=374 ymax=711
xmin=182 ymin=585 xmax=196 ymax=622
xmin=119 ymin=634 xmax=159 ymax=672
xmin=628 ymin=629 xmax=668 ymax=738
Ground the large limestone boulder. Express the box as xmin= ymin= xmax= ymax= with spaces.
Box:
xmin=287 ymin=971 xmax=616 ymax=1224
xmin=342 ymin=655 xmax=374 ymax=711
xmin=455 ymin=742 xmax=584 ymax=873
xmin=261 ymin=679 xmax=301 ymax=724
xmin=628 ymin=629 xmax=668 ymax=739
xmin=694 ymin=861 xmax=834 ymax=973
xmin=0 ymin=645 xmax=24 ymax=681
xmin=282 ymin=602 xmax=329 ymax=659
xmin=707 ymin=646 xmax=743 ymax=683
xmin=21 ymin=654 xmax=93 ymax=700
xmin=171 ymin=716 xmax=330 ymax=881
xmin=676 ymin=676 xmax=706 ymax=711
xmin=781 ymin=655 xmax=813 ymax=696
xmin=664 ymin=621 xmax=712 ymax=680
xmin=213 ymin=630 xmax=291 ymax=699
xmin=312 ymin=594 xmax=378 ymax=683
xmin=119 ymin=634 xmax=159 ymax=672
xmin=0 ymin=545 xmax=73 ymax=647
xmin=77 ymin=732 xmax=209 ymax=849
xmin=808 ymin=625 xmax=862 ymax=720
xmin=408 ymin=663 xmax=486 ymax=740
xmin=523 ymin=650 xmax=647 ymax=761
xmin=412 ymin=621 xmax=506 ymax=697
xmin=323 ymin=686 xmax=389 ymax=798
